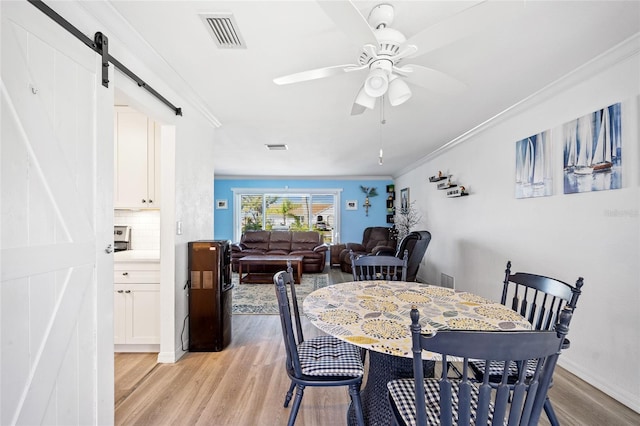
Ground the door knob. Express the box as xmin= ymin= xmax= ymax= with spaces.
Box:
xmin=105 ymin=244 xmax=113 ymax=254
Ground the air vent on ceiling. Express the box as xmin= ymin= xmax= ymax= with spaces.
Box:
xmin=265 ymin=144 xmax=288 ymax=151
xmin=200 ymin=13 xmax=246 ymax=49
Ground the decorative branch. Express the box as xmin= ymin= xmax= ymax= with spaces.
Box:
xmin=360 ymin=186 xmax=379 ymax=198
xmin=393 ymin=201 xmax=422 ymax=244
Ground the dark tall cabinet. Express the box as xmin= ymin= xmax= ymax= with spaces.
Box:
xmin=188 ymin=240 xmax=232 ymax=351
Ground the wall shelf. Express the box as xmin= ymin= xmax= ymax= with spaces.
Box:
xmin=430 ymin=172 xmax=470 ymax=198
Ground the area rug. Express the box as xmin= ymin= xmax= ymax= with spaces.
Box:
xmin=232 ymin=273 xmax=329 ymax=314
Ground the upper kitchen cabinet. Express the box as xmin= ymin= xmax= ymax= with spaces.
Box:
xmin=114 ymin=106 xmax=160 ymax=209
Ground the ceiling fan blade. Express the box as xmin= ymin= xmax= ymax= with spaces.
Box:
xmin=316 ymin=0 xmax=378 ymax=48
xmin=399 ymin=65 xmax=466 ymax=94
xmin=350 ymin=103 xmax=367 ymax=116
xmin=400 ymin=1 xmax=524 ymax=59
xmin=273 ymin=64 xmax=358 ymax=85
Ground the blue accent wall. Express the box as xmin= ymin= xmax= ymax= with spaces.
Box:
xmin=214 ymin=178 xmax=393 ymax=243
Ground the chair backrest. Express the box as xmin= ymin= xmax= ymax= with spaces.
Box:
xmin=409 ymin=306 xmax=572 ymax=426
xmin=350 ymin=250 xmax=408 ymax=281
xmin=284 ymin=263 xmax=305 ymax=345
xmin=395 ymin=231 xmax=431 ymax=281
xmin=501 ymin=261 xmax=584 ymax=331
xmin=274 ymin=269 xmax=305 ymax=378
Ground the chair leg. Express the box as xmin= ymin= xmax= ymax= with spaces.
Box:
xmin=544 ymin=397 xmax=560 ymax=426
xmin=284 ymin=380 xmax=295 ymax=407
xmin=359 ymin=348 xmax=367 ymax=364
xmin=287 ymin=384 xmax=305 ymax=426
xmin=348 ymin=383 xmax=365 ymax=426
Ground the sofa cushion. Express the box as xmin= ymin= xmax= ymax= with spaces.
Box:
xmin=269 ymin=231 xmax=293 ymax=251
xmin=241 ymin=231 xmax=271 ymax=251
xmin=266 ymin=249 xmax=290 ymax=256
xmin=291 ymin=231 xmax=322 ymax=251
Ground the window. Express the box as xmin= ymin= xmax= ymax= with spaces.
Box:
xmin=233 ymin=189 xmax=341 ymax=243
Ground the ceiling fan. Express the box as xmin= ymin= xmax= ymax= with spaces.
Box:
xmin=273 ymin=1 xmax=500 ymax=115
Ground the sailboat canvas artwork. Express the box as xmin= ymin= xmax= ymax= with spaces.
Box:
xmin=563 ymin=102 xmax=622 ymax=194
xmin=515 ymin=130 xmax=552 ymax=199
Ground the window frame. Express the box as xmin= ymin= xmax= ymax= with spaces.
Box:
xmin=231 ymin=188 xmax=343 ymax=243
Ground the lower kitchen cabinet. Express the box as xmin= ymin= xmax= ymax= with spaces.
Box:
xmin=114 ymin=284 xmax=160 ymax=345
xmin=114 ymin=261 xmax=160 ymax=350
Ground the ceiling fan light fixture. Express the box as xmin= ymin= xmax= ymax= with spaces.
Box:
xmin=354 ymin=86 xmax=376 ymax=110
xmin=364 ymin=68 xmax=389 ymax=98
xmin=388 ymin=76 xmax=412 ymax=106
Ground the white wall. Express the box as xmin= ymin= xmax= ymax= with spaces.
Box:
xmin=395 ymin=35 xmax=640 ymax=411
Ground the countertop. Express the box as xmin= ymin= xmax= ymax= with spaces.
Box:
xmin=114 ymin=250 xmax=160 ymax=263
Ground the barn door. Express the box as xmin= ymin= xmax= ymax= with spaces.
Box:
xmin=1 ymin=2 xmax=113 ymax=425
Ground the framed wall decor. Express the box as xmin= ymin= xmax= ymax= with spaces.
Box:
xmin=346 ymin=200 xmax=358 ymax=210
xmin=400 ymin=187 xmax=409 ymax=211
xmin=563 ymin=102 xmax=622 ymax=194
xmin=515 ymin=130 xmax=552 ymax=199
xmin=216 ymin=199 xmax=228 ymax=209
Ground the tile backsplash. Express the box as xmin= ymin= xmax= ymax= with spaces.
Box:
xmin=115 ymin=210 xmax=160 ymax=250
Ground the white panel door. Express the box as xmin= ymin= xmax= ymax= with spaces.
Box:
xmin=1 ymin=2 xmax=113 ymax=425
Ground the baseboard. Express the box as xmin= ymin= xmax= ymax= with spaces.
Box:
xmin=157 ymin=348 xmax=186 ymax=364
xmin=558 ymin=358 xmax=640 ymax=414
xmin=115 ymin=343 xmax=159 ymax=353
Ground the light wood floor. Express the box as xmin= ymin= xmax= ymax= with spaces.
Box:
xmin=115 ymin=268 xmax=640 ymax=425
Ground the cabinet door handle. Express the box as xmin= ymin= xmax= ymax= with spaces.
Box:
xmin=117 ymin=290 xmax=124 ymax=293
xmin=141 ymin=199 xmax=147 ymax=203
xmin=125 ymin=290 xmax=131 ymax=293
xmin=122 ymin=272 xmax=128 ymax=276
xmin=148 ymin=199 xmax=153 ymax=204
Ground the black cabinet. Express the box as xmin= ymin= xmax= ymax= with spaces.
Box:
xmin=188 ymin=240 xmax=232 ymax=351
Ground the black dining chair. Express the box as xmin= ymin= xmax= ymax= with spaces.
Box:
xmin=467 ymin=261 xmax=584 ymax=426
xmin=273 ymin=268 xmax=365 ymax=426
xmin=387 ymin=306 xmax=572 ymax=426
xmin=350 ymin=249 xmax=408 ymax=281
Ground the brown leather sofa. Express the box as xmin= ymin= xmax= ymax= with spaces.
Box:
xmin=334 ymin=226 xmax=397 ymax=273
xmin=231 ymin=230 xmax=328 ymax=273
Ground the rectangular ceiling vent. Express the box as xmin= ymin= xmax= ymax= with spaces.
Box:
xmin=265 ymin=144 xmax=288 ymax=151
xmin=200 ymin=13 xmax=246 ymax=49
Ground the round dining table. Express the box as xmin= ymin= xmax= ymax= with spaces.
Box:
xmin=303 ymin=280 xmax=532 ymax=426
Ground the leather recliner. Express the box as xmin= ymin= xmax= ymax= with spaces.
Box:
xmin=391 ymin=231 xmax=431 ymax=282
xmin=337 ymin=227 xmax=397 ymax=274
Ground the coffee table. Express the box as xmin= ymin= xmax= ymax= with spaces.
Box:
xmin=238 ymin=255 xmax=303 ymax=284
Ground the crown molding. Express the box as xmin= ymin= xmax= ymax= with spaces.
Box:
xmin=395 ymin=32 xmax=640 ymax=178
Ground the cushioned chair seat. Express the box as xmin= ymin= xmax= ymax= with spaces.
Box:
xmin=469 ymin=359 xmax=539 ymax=384
xmin=388 ymin=378 xmax=495 ymax=426
xmin=298 ymin=335 xmax=364 ymax=377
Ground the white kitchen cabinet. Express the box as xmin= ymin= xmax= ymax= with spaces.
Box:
xmin=114 ymin=261 xmax=160 ymax=349
xmin=114 ymin=107 xmax=160 ymax=209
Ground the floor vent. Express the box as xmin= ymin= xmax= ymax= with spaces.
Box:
xmin=441 ymin=273 xmax=454 ymax=289
xmin=200 ymin=13 xmax=246 ymax=49
xmin=265 ymin=144 xmax=288 ymax=151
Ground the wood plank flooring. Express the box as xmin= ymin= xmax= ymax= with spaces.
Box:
xmin=115 ymin=268 xmax=640 ymax=425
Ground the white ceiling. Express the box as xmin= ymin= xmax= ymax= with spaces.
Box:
xmin=86 ymin=1 xmax=639 ymax=178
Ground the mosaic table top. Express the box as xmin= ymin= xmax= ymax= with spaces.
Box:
xmin=303 ymin=281 xmax=532 ymax=359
